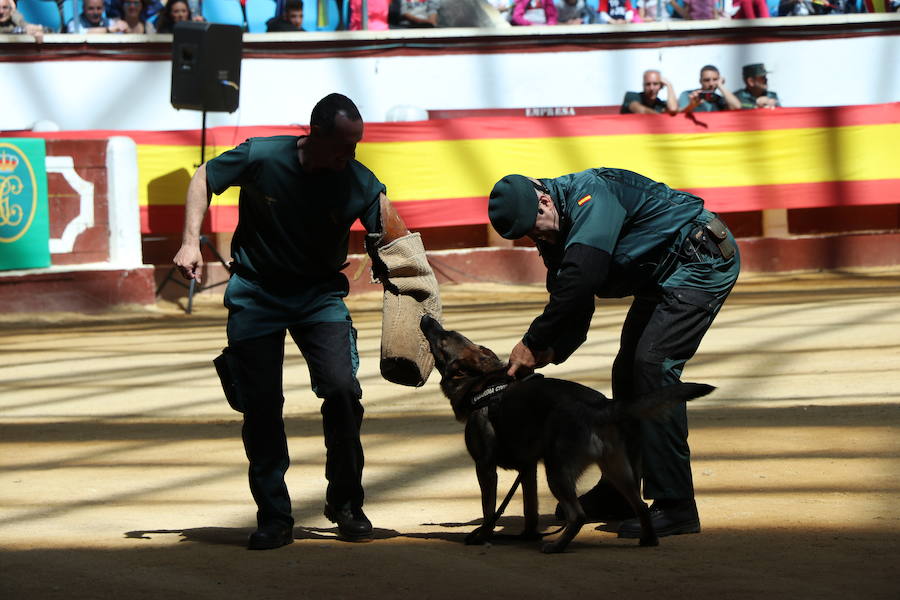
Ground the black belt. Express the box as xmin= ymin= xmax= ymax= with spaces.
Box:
xmin=683 ymin=215 xmax=736 ymax=261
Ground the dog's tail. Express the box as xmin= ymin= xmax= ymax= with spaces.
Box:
xmin=624 ymin=382 xmax=715 ymax=421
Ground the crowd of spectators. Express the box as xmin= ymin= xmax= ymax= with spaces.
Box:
xmin=2 ymin=0 xmax=893 ymax=39
xmin=487 ymin=0 xmax=880 ymax=23
xmin=620 ymin=62 xmax=782 ymax=114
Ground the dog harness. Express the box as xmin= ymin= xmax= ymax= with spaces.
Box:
xmin=469 ymin=373 xmax=544 ymax=411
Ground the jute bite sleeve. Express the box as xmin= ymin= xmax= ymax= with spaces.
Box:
xmin=371 ymin=232 xmax=443 ymax=387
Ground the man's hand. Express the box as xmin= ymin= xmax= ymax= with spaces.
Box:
xmin=174 ymin=244 xmax=204 ymax=284
xmin=681 ymin=89 xmax=702 ymax=113
xmin=507 ymin=340 xmax=553 ymax=378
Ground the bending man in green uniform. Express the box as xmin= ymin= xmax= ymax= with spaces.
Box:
xmin=488 ymin=168 xmax=740 ymax=538
xmin=174 ymin=93 xmax=439 ymax=550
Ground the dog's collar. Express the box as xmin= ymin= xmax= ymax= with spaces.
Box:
xmin=470 ymin=383 xmax=509 ymax=409
xmin=469 ymin=373 xmax=544 ymax=411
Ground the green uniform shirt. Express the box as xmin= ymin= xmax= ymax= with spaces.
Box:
xmin=620 ymin=91 xmax=668 ymax=114
xmin=205 ymin=135 xmax=385 ymax=341
xmin=526 ymin=167 xmax=740 ymax=359
xmin=206 ymin=135 xmax=384 ymax=285
xmin=735 ymin=88 xmax=781 ymax=109
xmin=541 ymin=167 xmax=709 ymax=297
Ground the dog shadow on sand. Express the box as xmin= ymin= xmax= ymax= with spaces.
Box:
xmin=124 ymin=515 xmax=622 ymax=548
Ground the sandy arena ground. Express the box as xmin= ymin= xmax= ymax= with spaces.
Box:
xmin=1 ymin=268 xmax=899 ymax=599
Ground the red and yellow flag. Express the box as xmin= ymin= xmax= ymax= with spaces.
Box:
xmin=8 ymin=103 xmax=898 ymax=234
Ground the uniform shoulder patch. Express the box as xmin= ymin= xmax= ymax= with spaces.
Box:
xmin=577 ymin=194 xmax=592 ymax=206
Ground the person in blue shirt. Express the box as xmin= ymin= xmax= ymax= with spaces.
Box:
xmin=488 ymin=168 xmax=740 ymax=538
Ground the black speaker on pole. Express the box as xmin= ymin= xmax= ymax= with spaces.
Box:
xmin=171 ymin=22 xmax=243 ymax=113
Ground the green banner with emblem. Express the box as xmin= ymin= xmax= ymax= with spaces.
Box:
xmin=0 ymin=139 xmax=50 ymax=271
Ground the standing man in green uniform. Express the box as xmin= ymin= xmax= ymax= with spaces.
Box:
xmin=173 ymin=93 xmax=433 ymax=550
xmin=487 ymin=168 xmax=740 ymax=538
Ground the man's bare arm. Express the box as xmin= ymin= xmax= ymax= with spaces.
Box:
xmin=172 ymin=163 xmax=214 ymax=283
xmin=719 ymin=80 xmax=743 ymax=111
xmin=663 ymin=78 xmax=679 ymax=114
xmin=378 ymin=192 xmax=410 ymax=244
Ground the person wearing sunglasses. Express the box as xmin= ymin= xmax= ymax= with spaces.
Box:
xmin=735 ymin=63 xmax=781 ymax=110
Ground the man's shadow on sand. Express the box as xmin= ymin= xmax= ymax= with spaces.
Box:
xmin=124 ymin=526 xmax=401 ymax=547
xmin=124 ymin=515 xmax=582 ymax=547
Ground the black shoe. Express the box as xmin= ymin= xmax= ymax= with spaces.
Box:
xmin=324 ymin=503 xmax=373 ymax=541
xmin=555 ymin=481 xmax=636 ymax=522
xmin=617 ymin=498 xmax=700 ymax=539
xmin=247 ymin=522 xmax=293 ymax=550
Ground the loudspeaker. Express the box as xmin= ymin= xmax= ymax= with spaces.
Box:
xmin=171 ymin=22 xmax=243 ymax=113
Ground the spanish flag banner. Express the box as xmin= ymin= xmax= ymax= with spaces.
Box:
xmin=13 ymin=103 xmax=898 ymax=234
xmin=137 ymin=102 xmax=899 ymax=233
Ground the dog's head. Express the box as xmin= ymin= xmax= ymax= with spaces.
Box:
xmin=420 ymin=315 xmax=507 ymax=419
xmin=420 ymin=315 xmax=505 ymax=378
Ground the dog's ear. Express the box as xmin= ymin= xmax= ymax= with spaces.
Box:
xmin=476 ymin=346 xmax=505 ymax=369
xmin=477 ymin=345 xmax=499 ymax=360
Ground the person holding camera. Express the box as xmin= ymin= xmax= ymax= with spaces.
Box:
xmin=677 ymin=65 xmax=741 ymax=114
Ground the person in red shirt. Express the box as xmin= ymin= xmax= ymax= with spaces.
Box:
xmin=598 ymin=0 xmax=636 ymax=23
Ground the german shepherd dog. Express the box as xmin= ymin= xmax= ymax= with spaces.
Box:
xmin=420 ymin=315 xmax=713 ymax=553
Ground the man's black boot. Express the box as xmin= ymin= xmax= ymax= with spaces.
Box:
xmin=324 ymin=503 xmax=373 ymax=541
xmin=247 ymin=522 xmax=294 ymax=550
xmin=555 ymin=480 xmax=636 ymax=522
xmin=617 ymin=498 xmax=700 ymax=539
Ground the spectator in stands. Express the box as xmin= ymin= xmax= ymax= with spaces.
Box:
xmin=621 ymin=69 xmax=678 ymax=114
xmin=67 ymin=0 xmax=127 ymax=33
xmin=638 ymin=0 xmax=676 ymax=20
xmin=678 ymin=65 xmax=741 ymax=113
xmin=735 ymin=63 xmax=780 ymax=109
xmin=731 ymin=0 xmax=770 ymax=17
xmin=0 ymin=0 xmax=46 ymax=39
xmin=104 ymin=0 xmax=162 ymax=22
xmin=390 ymin=0 xmax=441 ymax=27
xmin=510 ymin=0 xmax=558 ymax=25
xmin=777 ymin=0 xmax=831 ymax=14
xmin=681 ymin=0 xmax=725 ymax=18
xmin=267 ymin=0 xmax=305 ymax=31
xmin=154 ymin=0 xmax=203 ymax=33
xmin=597 ymin=0 xmax=636 ymax=22
xmin=825 ymin=0 xmax=861 ymax=11
xmin=113 ymin=0 xmax=155 ymax=33
xmin=556 ymin=0 xmax=598 ymax=23
xmin=349 ymin=0 xmax=390 ymax=30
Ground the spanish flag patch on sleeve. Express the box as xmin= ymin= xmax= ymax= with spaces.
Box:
xmin=577 ymin=194 xmax=592 ymax=206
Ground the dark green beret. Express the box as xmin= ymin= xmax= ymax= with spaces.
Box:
xmin=488 ymin=174 xmax=539 ymax=240
xmin=742 ymin=63 xmax=770 ymax=79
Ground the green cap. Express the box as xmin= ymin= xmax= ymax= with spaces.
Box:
xmin=488 ymin=174 xmax=539 ymax=240
xmin=742 ymin=63 xmax=770 ymax=79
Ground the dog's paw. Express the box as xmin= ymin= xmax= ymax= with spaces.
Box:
xmin=465 ymin=528 xmax=489 ymax=545
xmin=540 ymin=541 xmax=566 ymax=554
